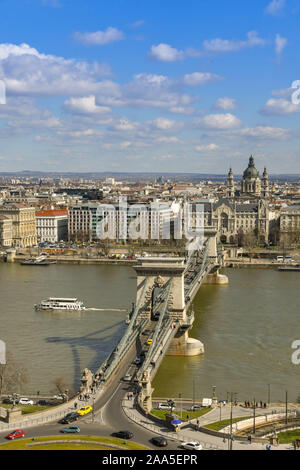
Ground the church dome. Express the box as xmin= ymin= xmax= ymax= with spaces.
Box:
xmin=243 ymin=156 xmax=259 ymax=179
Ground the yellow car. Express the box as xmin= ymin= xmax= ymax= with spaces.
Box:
xmin=76 ymin=406 xmax=93 ymax=416
xmin=146 ymin=338 xmax=152 ymax=345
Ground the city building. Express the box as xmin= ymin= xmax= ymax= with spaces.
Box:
xmin=0 ymin=205 xmax=37 ymax=247
xmin=191 ymin=199 xmax=269 ymax=244
xmin=280 ymin=205 xmax=300 ymax=234
xmin=227 ymin=155 xmax=270 ymax=199
xmin=36 ymin=209 xmax=68 ymax=243
xmin=68 ymin=201 xmax=177 ymax=242
xmin=0 ymin=216 xmax=13 ymax=247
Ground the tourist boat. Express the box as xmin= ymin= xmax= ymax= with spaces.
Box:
xmin=20 ymin=255 xmax=56 ymax=266
xmin=34 ymin=297 xmax=86 ymax=311
xmin=278 ymin=265 xmax=300 ymax=272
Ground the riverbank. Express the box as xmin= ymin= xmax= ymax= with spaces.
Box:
xmin=6 ymin=254 xmax=300 ymax=269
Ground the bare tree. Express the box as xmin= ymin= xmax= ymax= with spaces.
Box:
xmin=0 ymin=351 xmax=28 ymax=396
xmin=51 ymin=377 xmax=74 ymax=400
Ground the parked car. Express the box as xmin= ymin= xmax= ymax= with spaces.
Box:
xmin=76 ymin=405 xmax=93 ymax=416
xmin=181 ymin=441 xmax=202 ymax=451
xmin=18 ymin=397 xmax=34 ymax=405
xmin=2 ymin=397 xmax=14 ymax=404
xmin=158 ymin=402 xmax=173 ymax=410
xmin=151 ymin=436 xmax=168 ymax=447
xmin=112 ymin=430 xmax=134 ymax=439
xmin=7 ymin=429 xmax=25 ymax=440
xmin=37 ymin=399 xmax=51 ymax=406
xmin=146 ymin=338 xmax=152 ymax=345
xmin=60 ymin=412 xmax=79 ymax=424
xmin=60 ymin=425 xmax=80 ymax=433
xmin=190 ymin=404 xmax=202 ymax=411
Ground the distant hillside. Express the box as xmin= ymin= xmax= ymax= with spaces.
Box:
xmin=0 ymin=170 xmax=299 ymax=182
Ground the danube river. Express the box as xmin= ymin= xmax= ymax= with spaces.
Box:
xmin=1 ymin=263 xmax=299 ymax=402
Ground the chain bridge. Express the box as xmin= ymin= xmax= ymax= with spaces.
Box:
xmin=96 ymin=228 xmax=228 ymax=410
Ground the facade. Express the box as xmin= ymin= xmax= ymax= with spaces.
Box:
xmin=280 ymin=205 xmax=300 ymax=234
xmin=36 ymin=209 xmax=68 ymax=243
xmin=0 ymin=205 xmax=37 ymax=247
xmin=192 ymin=199 xmax=269 ymax=244
xmin=68 ymin=202 xmax=176 ymax=242
xmin=0 ymin=216 xmax=13 ymax=247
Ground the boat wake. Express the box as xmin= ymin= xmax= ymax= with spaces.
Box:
xmin=85 ymin=307 xmax=128 ymax=312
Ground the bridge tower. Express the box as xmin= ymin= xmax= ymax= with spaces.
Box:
xmin=134 ymin=257 xmax=204 ymax=356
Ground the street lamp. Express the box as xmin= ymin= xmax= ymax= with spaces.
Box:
xmin=178 ymin=393 xmax=182 ymax=419
xmin=253 ymin=397 xmax=256 ymax=435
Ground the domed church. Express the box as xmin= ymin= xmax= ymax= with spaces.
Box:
xmin=226 ymin=155 xmax=269 ymax=199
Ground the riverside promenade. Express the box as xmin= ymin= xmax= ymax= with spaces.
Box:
xmin=122 ymin=397 xmax=296 ymax=451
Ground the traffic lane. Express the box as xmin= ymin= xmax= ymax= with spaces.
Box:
xmin=101 ymin=378 xmax=181 ymax=451
xmin=0 ymin=421 xmax=180 ymax=451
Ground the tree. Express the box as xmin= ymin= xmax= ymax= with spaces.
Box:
xmin=51 ymin=377 xmax=74 ymax=400
xmin=0 ymin=351 xmax=28 ymax=395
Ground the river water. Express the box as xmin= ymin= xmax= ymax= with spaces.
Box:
xmin=0 ymin=263 xmax=299 ymax=402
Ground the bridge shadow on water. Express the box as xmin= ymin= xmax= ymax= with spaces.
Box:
xmin=46 ymin=321 xmax=126 ymax=392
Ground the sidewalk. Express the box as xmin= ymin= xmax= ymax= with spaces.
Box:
xmin=122 ymin=398 xmax=293 ymax=451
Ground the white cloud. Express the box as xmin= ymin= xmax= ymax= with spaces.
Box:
xmin=0 ymin=43 xmax=113 ymax=97
xmin=73 ymin=27 xmax=125 ymax=46
xmin=203 ymin=31 xmax=266 ymax=53
xmin=197 ymin=113 xmax=242 ymax=130
xmin=183 ymin=72 xmax=222 ymax=87
xmin=239 ymin=126 xmax=290 ymax=140
xmin=213 ymin=97 xmax=237 ymax=110
xmin=156 ymin=136 xmax=183 ymax=143
xmin=275 ymin=34 xmax=287 ymax=56
xmin=195 ymin=144 xmax=219 ymax=151
xmin=64 ymin=96 xmax=111 ymax=115
xmin=260 ymin=98 xmax=300 ymax=115
xmin=113 ymin=118 xmax=137 ymax=131
xmin=265 ymin=0 xmax=286 ymax=16
xmin=148 ymin=43 xmax=184 ymax=62
xmin=153 ymin=117 xmax=182 ymax=130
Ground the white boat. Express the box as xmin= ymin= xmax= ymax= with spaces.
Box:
xmin=34 ymin=297 xmax=86 ymax=311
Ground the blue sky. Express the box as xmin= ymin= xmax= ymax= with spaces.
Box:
xmin=0 ymin=0 xmax=299 ymax=173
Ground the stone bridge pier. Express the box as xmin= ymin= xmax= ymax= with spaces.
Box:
xmin=134 ymin=257 xmax=204 ymax=356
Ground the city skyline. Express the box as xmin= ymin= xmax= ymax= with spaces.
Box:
xmin=0 ymin=0 xmax=299 ymax=173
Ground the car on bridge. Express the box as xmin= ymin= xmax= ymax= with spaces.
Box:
xmin=7 ymin=429 xmax=25 ymax=440
xmin=76 ymin=405 xmax=93 ymax=416
xmin=60 ymin=425 xmax=80 ymax=433
xmin=133 ymin=357 xmax=142 ymax=365
xmin=123 ymin=372 xmax=132 ymax=381
xmin=141 ymin=329 xmax=151 ymax=336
